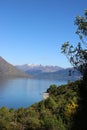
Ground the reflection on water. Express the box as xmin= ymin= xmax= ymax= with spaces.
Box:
xmin=0 ymin=78 xmax=66 ymax=109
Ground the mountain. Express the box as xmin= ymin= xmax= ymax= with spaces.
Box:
xmin=16 ymin=64 xmax=63 ymax=72
xmin=0 ymin=56 xmax=29 ymax=78
xmin=26 ymin=68 xmax=81 ymax=81
xmin=16 ymin=64 xmax=82 ymax=81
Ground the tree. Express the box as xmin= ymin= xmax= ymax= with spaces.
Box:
xmin=61 ymin=10 xmax=87 ymax=130
xmin=61 ymin=10 xmax=87 ymax=81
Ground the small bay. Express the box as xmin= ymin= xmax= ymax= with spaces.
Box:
xmin=0 ymin=78 xmax=67 ymax=109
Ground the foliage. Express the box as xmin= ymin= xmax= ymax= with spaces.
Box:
xmin=61 ymin=10 xmax=87 ymax=130
xmin=0 ymin=81 xmax=80 ymax=130
xmin=61 ymin=10 xmax=87 ymax=80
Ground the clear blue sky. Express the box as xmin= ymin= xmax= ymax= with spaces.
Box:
xmin=0 ymin=0 xmax=86 ymax=68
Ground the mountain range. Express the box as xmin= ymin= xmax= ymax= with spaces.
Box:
xmin=0 ymin=56 xmax=29 ymax=78
xmin=16 ymin=64 xmax=82 ymax=81
xmin=16 ymin=64 xmax=63 ymax=72
xmin=0 ymin=56 xmax=81 ymax=80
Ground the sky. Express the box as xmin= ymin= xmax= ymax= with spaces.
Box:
xmin=0 ymin=0 xmax=87 ymax=68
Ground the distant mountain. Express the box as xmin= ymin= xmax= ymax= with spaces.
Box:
xmin=16 ymin=64 xmax=63 ymax=72
xmin=0 ymin=56 xmax=29 ymax=78
xmin=16 ymin=64 xmax=82 ymax=81
xmin=26 ymin=68 xmax=81 ymax=81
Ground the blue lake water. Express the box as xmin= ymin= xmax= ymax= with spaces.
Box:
xmin=0 ymin=78 xmax=67 ymax=109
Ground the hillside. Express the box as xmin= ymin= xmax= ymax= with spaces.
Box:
xmin=0 ymin=80 xmax=82 ymax=130
xmin=0 ymin=56 xmax=29 ymax=78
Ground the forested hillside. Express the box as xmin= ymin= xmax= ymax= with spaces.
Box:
xmin=0 ymin=80 xmax=80 ymax=130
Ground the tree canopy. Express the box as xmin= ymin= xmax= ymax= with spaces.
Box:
xmin=61 ymin=10 xmax=87 ymax=80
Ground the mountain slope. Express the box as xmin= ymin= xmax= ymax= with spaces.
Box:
xmin=0 ymin=56 xmax=29 ymax=78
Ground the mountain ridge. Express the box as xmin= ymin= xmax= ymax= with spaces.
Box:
xmin=0 ymin=56 xmax=29 ymax=78
xmin=16 ymin=64 xmax=81 ymax=81
xmin=16 ymin=64 xmax=63 ymax=72
xmin=0 ymin=56 xmax=81 ymax=80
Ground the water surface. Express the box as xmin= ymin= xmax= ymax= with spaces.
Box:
xmin=0 ymin=78 xmax=67 ymax=109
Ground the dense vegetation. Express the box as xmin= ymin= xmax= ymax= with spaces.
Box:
xmin=61 ymin=10 xmax=87 ymax=130
xmin=0 ymin=81 xmax=81 ymax=130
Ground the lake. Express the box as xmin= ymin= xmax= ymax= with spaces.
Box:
xmin=0 ymin=78 xmax=67 ymax=109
